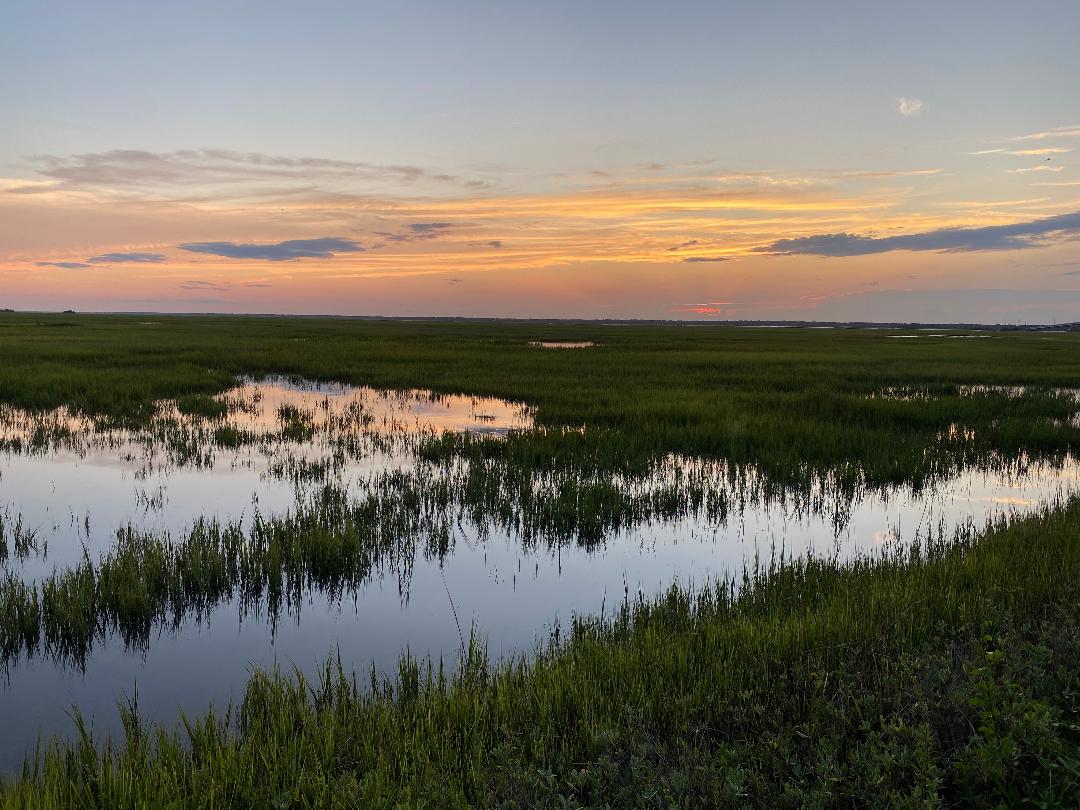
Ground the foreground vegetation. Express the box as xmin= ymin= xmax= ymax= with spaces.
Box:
xmin=2 ymin=314 xmax=1080 ymax=805
xmin=0 ymin=450 xmax=1068 ymax=672
xmin=0 ymin=498 xmax=1077 ymax=806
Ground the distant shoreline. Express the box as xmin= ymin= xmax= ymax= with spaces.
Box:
xmin=2 ymin=309 xmax=1078 ymax=332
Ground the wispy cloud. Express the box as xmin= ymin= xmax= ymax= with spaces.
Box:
xmin=407 ymin=222 xmax=454 ymax=237
xmin=969 ymin=147 xmax=1070 ymax=157
xmin=178 ymin=237 xmax=364 ymax=261
xmin=180 ymin=280 xmax=232 ymax=292
xmin=8 ymin=179 xmax=911 ymax=280
xmin=840 ymin=168 xmax=941 ymax=179
xmin=1008 ymin=125 xmax=1080 ymax=142
xmin=34 ymin=149 xmax=438 ymax=186
xmin=20 ymin=149 xmax=478 ymax=202
xmin=757 ymin=210 xmax=1080 ymax=257
xmin=667 ymin=239 xmax=700 ymax=251
xmin=35 ymin=261 xmax=91 ymax=270
xmin=897 ymin=97 xmax=923 ymax=116
xmin=11 ymin=144 xmax=1075 ymax=287
xmin=88 ymin=252 xmax=166 ymax=264
xmin=180 ymin=280 xmax=273 ymax=291
xmin=372 ymin=222 xmax=456 ymax=244
xmin=34 ymin=251 xmax=166 ymax=268
xmin=1008 ymin=147 xmax=1070 ymax=156
xmin=936 ymin=197 xmax=1049 ymax=209
xmin=1004 ymin=166 xmax=1064 ymax=174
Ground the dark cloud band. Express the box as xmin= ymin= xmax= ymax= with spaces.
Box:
xmin=757 ymin=211 xmax=1080 ymax=257
xmin=178 ymin=237 xmax=364 ymax=261
xmin=408 ymin=222 xmax=453 ymax=235
xmin=35 ymin=252 xmax=166 ymax=269
xmin=89 ymin=252 xmax=166 ymax=264
xmin=35 ymin=261 xmax=91 ymax=270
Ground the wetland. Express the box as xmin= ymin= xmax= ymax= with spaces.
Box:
xmin=1 ymin=313 xmax=1080 ymax=805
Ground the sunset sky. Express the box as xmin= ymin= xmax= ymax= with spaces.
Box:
xmin=2 ymin=1 xmax=1079 ymax=321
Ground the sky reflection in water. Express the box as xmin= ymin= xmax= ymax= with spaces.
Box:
xmin=0 ymin=377 xmax=1076 ymax=770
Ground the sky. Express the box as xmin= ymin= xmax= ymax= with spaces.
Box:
xmin=2 ymin=0 xmax=1079 ymax=322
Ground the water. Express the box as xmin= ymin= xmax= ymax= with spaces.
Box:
xmin=0 ymin=377 xmax=1077 ymax=770
xmin=529 ymin=341 xmax=596 ymax=349
xmin=0 ymin=379 xmax=532 ymax=576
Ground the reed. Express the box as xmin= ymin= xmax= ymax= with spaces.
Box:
xmin=1 ymin=498 xmax=1078 ymax=806
xmin=1 ymin=446 xmax=1062 ymax=671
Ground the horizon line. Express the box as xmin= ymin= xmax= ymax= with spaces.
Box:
xmin=2 ymin=309 xmax=1077 ymax=331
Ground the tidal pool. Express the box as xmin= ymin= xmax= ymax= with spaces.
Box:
xmin=0 ymin=377 xmax=1077 ymax=770
xmin=528 ymin=341 xmax=596 ymax=349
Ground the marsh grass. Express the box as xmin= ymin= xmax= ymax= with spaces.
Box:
xmin=3 ymin=445 xmax=1068 ymax=672
xmin=2 ymin=316 xmax=1080 ymax=804
xmin=175 ymin=394 xmax=228 ymax=421
xmin=0 ymin=478 xmax=450 ymax=668
xmin=0 ymin=512 xmax=42 ymax=565
xmin=1 ymin=499 xmax=1079 ymax=806
xmin=1 ymin=314 xmax=1079 ymax=487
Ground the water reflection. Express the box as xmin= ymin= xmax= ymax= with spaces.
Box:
xmin=528 ymin=341 xmax=596 ymax=349
xmin=0 ymin=378 xmax=531 ymax=569
xmin=0 ymin=377 xmax=1077 ymax=770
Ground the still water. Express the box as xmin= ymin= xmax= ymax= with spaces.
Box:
xmin=0 ymin=378 xmax=1076 ymax=769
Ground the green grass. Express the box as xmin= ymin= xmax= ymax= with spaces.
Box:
xmin=175 ymin=394 xmax=228 ymax=421
xmin=0 ymin=313 xmax=1078 ymax=487
xmin=2 ymin=499 xmax=1080 ymax=807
